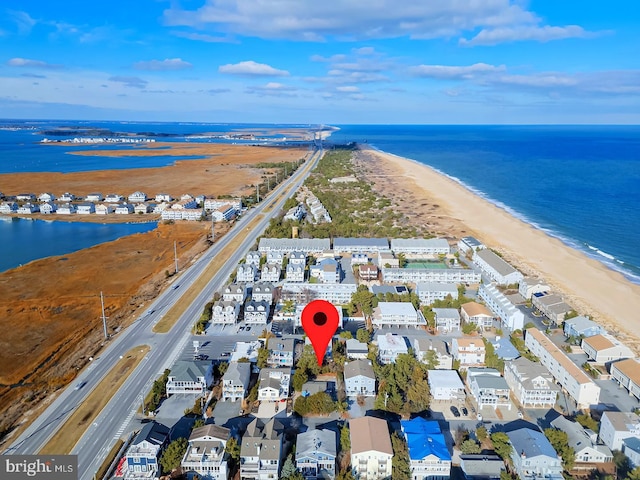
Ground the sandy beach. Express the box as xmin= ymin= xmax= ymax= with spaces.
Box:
xmin=360 ymin=146 xmax=640 ymax=348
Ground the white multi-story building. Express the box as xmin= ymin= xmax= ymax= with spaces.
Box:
xmin=166 ymin=360 xmax=212 ymax=396
xmin=415 ymin=282 xmax=459 ymax=305
xmin=258 ymin=238 xmax=330 ymax=254
xmin=76 ymin=202 xmax=95 ymax=215
xmin=610 ymin=358 xmax=640 ymax=400
xmin=376 ymin=333 xmax=409 ymax=364
xmin=245 ymin=250 xmax=262 ymax=266
xmin=0 ymin=201 xmax=18 ymax=213
xmin=221 ymin=361 xmax=251 ymax=402
xmin=266 ymin=250 xmax=284 ymax=265
xmin=372 ymin=302 xmax=426 ymax=328
xmin=473 ymin=249 xmax=523 ymax=286
xmin=211 ymin=300 xmax=240 ymax=325
xmin=286 ymin=263 xmax=305 ymax=282
xmin=345 ymin=339 xmax=369 ymax=360
xmin=38 ymin=192 xmax=56 ymax=202
xmin=252 ymin=282 xmax=274 ymax=303
xmin=581 ymin=333 xmax=634 ymax=364
xmin=413 ymin=339 xmax=453 ymax=370
xmin=531 ymin=293 xmax=573 ymax=326
xmin=39 ymin=202 xmax=57 ymax=214
xmin=57 ymin=203 xmax=77 ymax=215
xmin=267 ymin=338 xmax=295 ymax=368
xmin=457 ymin=236 xmax=485 ymax=254
xmin=333 ymin=237 xmax=390 ymax=253
xmin=281 ymin=283 xmax=357 ymax=305
xmin=240 ymin=418 xmax=283 ymax=480
xmin=599 ymin=411 xmax=640 ymax=451
xmin=128 ymin=191 xmax=147 ymax=203
xmin=296 ymin=429 xmax=337 ymax=480
xmin=402 ymin=418 xmax=452 ymax=480
xmin=467 ymin=368 xmax=511 ymax=410
xmin=507 ymin=429 xmax=563 ymax=480
xmin=460 ymin=302 xmax=494 ymax=330
xmin=350 ymin=417 xmax=393 ymax=480
xmin=432 ymin=308 xmax=461 ymax=333
xmin=519 ymin=277 xmax=550 ymax=300
xmin=504 ymin=357 xmax=559 ymax=408
xmin=181 ymin=424 xmax=230 ymax=480
xmin=525 ymin=328 xmax=600 ymax=409
xmin=382 ymin=267 xmax=481 ymax=284
xmin=427 ymin=370 xmax=465 ymax=401
xmin=58 ymin=192 xmax=75 ymax=202
xmin=390 ymin=238 xmax=450 ymax=255
xmin=223 ymin=283 xmax=249 ymax=303
xmin=105 ymin=194 xmax=123 ymax=203
xmin=95 ymin=204 xmax=114 ymax=215
xmin=245 ymin=300 xmax=270 ymax=324
xmin=123 ymin=421 xmax=170 ymax=480
xmin=85 ymin=193 xmax=103 ymax=202
xmin=237 ymin=264 xmax=258 ymax=283
xmin=257 ymin=368 xmax=291 ymax=401
xmin=260 ymin=263 xmax=281 ymax=283
xmin=155 ymin=193 xmax=173 ymax=203
xmin=478 ymin=282 xmax=524 ymax=331
xmin=451 ymin=338 xmax=486 ymax=367
xmin=344 ymin=359 xmax=376 ymax=397
xmin=550 ymin=416 xmax=613 ymax=467
xmin=115 ymin=203 xmax=134 ymax=214
xmin=17 ymin=203 xmax=39 ymax=214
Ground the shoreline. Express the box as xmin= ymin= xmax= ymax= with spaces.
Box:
xmin=361 ymin=144 xmax=640 ymax=346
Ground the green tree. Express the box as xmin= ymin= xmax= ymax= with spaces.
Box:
xmin=490 ymin=432 xmax=512 ymax=461
xmin=476 ymin=426 xmax=488 ymax=443
xmin=282 ymin=299 xmax=296 ymax=314
xmin=462 ymin=322 xmax=478 ymax=335
xmin=460 ymin=439 xmax=481 ymax=454
xmin=391 ymin=432 xmax=411 ymax=480
xmin=614 ymin=449 xmax=632 ymax=479
xmin=160 ymin=437 xmax=188 ymax=474
xmin=340 ymin=423 xmax=351 ymax=453
xmin=281 ymin=453 xmax=298 ymax=479
xmin=544 ymin=428 xmax=575 ymax=471
xmin=423 ymin=349 xmax=439 ymax=369
xmin=627 ymin=467 xmax=640 ymax=480
xmin=575 ymin=412 xmax=599 ymax=433
xmin=336 ymin=470 xmax=355 ymax=480
xmin=339 ymin=331 xmax=353 ymax=339
xmin=292 ymin=368 xmax=308 ymax=391
xmin=500 ymin=472 xmax=513 ymax=480
xmin=257 ymin=341 xmax=269 ymax=369
xmin=356 ymin=328 xmax=371 ymax=344
xmin=192 ymin=418 xmax=205 ymax=429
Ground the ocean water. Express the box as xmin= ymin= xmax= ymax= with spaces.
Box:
xmin=0 ymin=217 xmax=157 ymax=273
xmin=329 ymin=125 xmax=640 ymax=284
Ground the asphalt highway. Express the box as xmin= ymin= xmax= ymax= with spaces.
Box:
xmin=4 ymin=146 xmax=323 ymax=480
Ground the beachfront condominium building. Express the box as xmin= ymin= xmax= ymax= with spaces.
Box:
xmin=349 ymin=416 xmax=393 ymax=480
xmin=519 ymin=277 xmax=551 ymax=300
xmin=333 ymin=237 xmax=390 ymax=253
xmin=258 ymin=237 xmax=331 ymax=254
xmin=382 ymin=266 xmax=481 ymax=284
xmin=371 ymin=301 xmax=427 ymax=328
xmin=563 ymin=315 xmax=605 ymax=339
xmin=478 ymin=283 xmax=525 ymax=331
xmin=457 ymin=236 xmax=486 ymax=254
xmin=610 ymin=358 xmax=640 ymax=400
xmin=390 ymin=238 xmax=450 ymax=255
xmin=473 ymin=249 xmax=523 ymax=286
xmin=524 ymin=328 xmax=600 ymax=409
xmin=181 ymin=424 xmax=231 ymax=480
xmin=531 ymin=293 xmax=573 ymax=326
xmin=503 ymin=357 xmax=559 ymax=408
xmin=581 ymin=333 xmax=634 ymax=364
xmin=415 ymin=282 xmax=459 ymax=305
xmin=599 ymin=411 xmax=640 ymax=451
xmin=401 ymin=417 xmax=451 ymax=480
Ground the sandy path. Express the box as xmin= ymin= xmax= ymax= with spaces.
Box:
xmin=361 ymin=146 xmax=640 ymax=347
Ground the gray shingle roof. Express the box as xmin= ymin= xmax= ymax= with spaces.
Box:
xmin=344 ymin=359 xmax=375 ymax=380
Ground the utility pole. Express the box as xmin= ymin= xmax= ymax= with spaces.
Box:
xmin=256 ymin=184 xmax=260 ymax=203
xmin=100 ymin=291 xmax=108 ymax=340
xmin=267 ymin=176 xmax=270 ymax=191
xmin=211 ymin=216 xmax=215 ymax=242
xmin=174 ymin=241 xmax=178 ymax=274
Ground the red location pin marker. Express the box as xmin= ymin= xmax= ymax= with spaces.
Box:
xmin=301 ymin=300 xmax=340 ymax=366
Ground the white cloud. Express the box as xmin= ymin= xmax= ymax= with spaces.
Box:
xmin=7 ymin=58 xmax=62 ymax=69
xmin=246 ymin=82 xmax=297 ymax=96
xmin=218 ymin=61 xmax=289 ymax=76
xmin=336 ymin=86 xmax=360 ymax=92
xmin=134 ymin=58 xmax=193 ymax=71
xmin=8 ymin=10 xmax=37 ymax=35
xmin=163 ymin=0 xmax=542 ymax=41
xmin=460 ymin=25 xmax=596 ymax=46
xmin=409 ymin=63 xmax=505 ymax=79
xmin=108 ymin=76 xmax=148 ymax=88
xmin=171 ymin=30 xmax=236 ymax=43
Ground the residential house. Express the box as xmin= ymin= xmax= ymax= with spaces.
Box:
xmin=237 ymin=264 xmax=258 ymax=283
xmin=16 ymin=193 xmax=36 ymax=202
xmin=152 ymin=193 xmax=171 ymax=203
xmin=550 ymin=416 xmax=613 ymax=467
xmin=382 ymin=267 xmax=481 ymax=284
xmin=115 ymin=203 xmax=134 ymax=214
xmin=350 ymin=416 xmax=393 ymax=480
xmin=246 ymin=250 xmax=262 ymax=266
xmin=267 ymin=338 xmax=295 ymax=368
xmin=432 ymin=308 xmax=461 ymax=333
xmin=56 ymin=203 xmax=76 ymax=215
xmin=251 ymin=282 xmax=274 ymax=303
xmin=472 ymin=249 xmax=523 ymax=285
xmin=258 ymin=238 xmax=330 ymax=254
xmin=134 ymin=203 xmax=151 ymax=214
xmin=377 ymin=250 xmax=399 ymax=268
xmin=244 ymin=300 xmax=270 ymax=324
xmin=377 ymin=333 xmax=409 ymax=365
xmin=0 ymin=201 xmax=18 ymax=213
xmin=457 ymin=236 xmax=486 ymax=255
xmin=333 ymin=237 xmax=389 ymax=253
xmin=506 ymin=428 xmax=563 ymax=480
xmin=95 ymin=204 xmax=114 ymax=215
xmin=86 ymin=193 xmax=103 ymax=202
xmin=38 ymin=192 xmax=56 ymax=202
xmin=281 ymin=283 xmax=356 ymax=306
xmin=266 ymin=250 xmax=284 ymax=265
xmin=257 ymin=368 xmax=291 ymax=401
xmin=310 ymin=258 xmax=340 ymax=283
xmin=610 ymin=358 xmax=640 ymax=400
xmin=153 ymin=202 xmax=169 ymax=214
xmin=358 ymin=264 xmax=379 ymax=281
xmin=344 ymin=359 xmax=376 ymax=397
xmin=128 ymin=191 xmax=147 ymax=203
xmin=39 ymin=201 xmax=57 ymax=214
xmin=624 ymin=438 xmax=640 ymax=468
xmin=260 ymin=263 xmax=281 ymax=283
xmin=390 ymin=238 xmax=450 ymax=255
xmin=181 ymin=424 xmax=231 ymax=480
xmin=76 ymin=202 xmax=95 ymax=215
xmin=459 ymin=454 xmax=504 ymax=480
xmin=286 ymin=263 xmax=305 ymax=282
xmin=451 ymin=338 xmax=486 ymax=368
xmin=413 ymin=339 xmax=453 ymax=370
xmin=123 ymin=421 xmax=170 ymax=480
xmin=478 ymin=283 xmax=524 ymax=331
xmin=531 ymin=293 xmax=573 ymax=326
xmin=240 ymin=418 xmax=283 ymax=480
xmin=105 ymin=194 xmax=123 ymax=203
xmin=345 ymin=339 xmax=369 ymax=360
xmin=17 ymin=203 xmax=39 ymax=214
xmin=581 ymin=333 xmax=634 ymax=364
xmin=221 ymin=361 xmax=251 ymax=402
xmin=372 ymin=302 xmax=426 ymax=328
xmin=351 ymin=253 xmax=370 ymax=265
xmin=401 ymin=417 xmax=451 ymax=480
xmin=461 ymin=302 xmax=494 ymax=330
xmin=165 ymin=360 xmax=212 ymax=396
xmin=599 ymin=411 xmax=640 ymax=451
xmin=467 ymin=368 xmax=511 ymax=410
xmin=283 ymin=203 xmax=306 ymax=222
xmin=525 ymin=328 xmax=600 ymax=409
xmin=519 ymin=277 xmax=550 ymax=300
xmin=503 ymin=357 xmax=559 ymax=408
xmin=223 ymin=283 xmax=249 ymax=303
xmin=211 ymin=300 xmax=240 ymax=325
xmin=295 ymin=429 xmax=337 ymax=480
xmin=428 ymin=369 xmax=465 ymax=401
xmin=563 ymin=315 xmax=604 ymax=339
xmin=58 ymin=192 xmax=75 ymax=202
xmin=415 ymin=282 xmax=459 ymax=305
xmin=492 ymin=337 xmax=521 ymax=361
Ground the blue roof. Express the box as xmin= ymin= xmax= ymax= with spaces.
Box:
xmin=401 ymin=417 xmax=451 ymax=461
xmin=493 ymin=337 xmax=520 ymax=360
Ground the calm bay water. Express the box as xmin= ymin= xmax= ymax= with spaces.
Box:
xmin=330 ymin=125 xmax=640 ymax=283
xmin=0 ymin=217 xmax=157 ymax=272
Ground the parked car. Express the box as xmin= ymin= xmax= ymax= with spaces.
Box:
xmin=450 ymin=406 xmax=461 ymax=417
xmin=462 ymin=406 xmax=468 ymax=416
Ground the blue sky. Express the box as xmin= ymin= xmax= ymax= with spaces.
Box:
xmin=0 ymin=0 xmax=638 ymax=123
